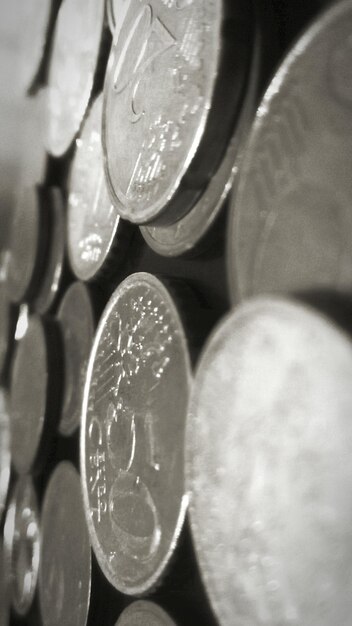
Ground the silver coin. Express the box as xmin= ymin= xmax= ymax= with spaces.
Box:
xmin=81 ymin=272 xmax=191 ymax=594
xmin=45 ymin=0 xmax=105 ymax=157
xmin=0 ymin=390 xmax=10 ymax=522
xmin=67 ymin=94 xmax=124 ymax=281
xmin=187 ymin=296 xmax=352 ymax=626
xmin=103 ymin=0 xmax=250 ymax=225
xmin=16 ymin=0 xmax=52 ymax=93
xmin=229 ymin=0 xmax=352 ymax=302
xmin=39 ymin=462 xmax=91 ymax=626
xmin=3 ymin=475 xmax=40 ymax=616
xmin=116 ymin=600 xmax=176 ymax=626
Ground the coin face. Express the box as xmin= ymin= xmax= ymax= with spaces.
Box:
xmin=17 ymin=0 xmax=52 ymax=92
xmin=3 ymin=476 xmax=40 ymax=616
xmin=0 ymin=390 xmax=10 ymax=521
xmin=116 ymin=601 xmax=176 ymax=626
xmin=39 ymin=462 xmax=91 ymax=626
xmin=57 ymin=282 xmax=95 ymax=436
xmin=187 ymin=296 xmax=352 ymax=626
xmin=103 ymin=0 xmax=223 ymax=224
xmin=67 ymin=95 xmax=124 ymax=281
xmin=229 ymin=0 xmax=352 ymax=301
xmin=81 ymin=272 xmax=191 ymax=594
xmin=46 ymin=0 xmax=105 ymax=157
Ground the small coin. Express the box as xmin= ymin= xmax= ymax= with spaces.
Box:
xmin=187 ymin=296 xmax=352 ymax=626
xmin=0 ymin=390 xmax=10 ymax=521
xmin=57 ymin=282 xmax=95 ymax=436
xmin=45 ymin=0 xmax=106 ymax=157
xmin=229 ymin=0 xmax=352 ymax=302
xmin=81 ymin=272 xmax=191 ymax=594
xmin=3 ymin=475 xmax=40 ymax=616
xmin=67 ymin=95 xmax=127 ymax=282
xmin=16 ymin=0 xmax=53 ymax=93
xmin=116 ymin=601 xmax=176 ymax=626
xmin=103 ymin=0 xmax=252 ymax=225
xmin=39 ymin=462 xmax=91 ymax=626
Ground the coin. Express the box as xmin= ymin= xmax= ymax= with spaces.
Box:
xmin=0 ymin=390 xmax=10 ymax=521
xmin=3 ymin=475 xmax=40 ymax=616
xmin=45 ymin=0 xmax=106 ymax=157
xmin=103 ymin=0 xmax=252 ymax=225
xmin=187 ymin=295 xmax=352 ymax=626
xmin=229 ymin=0 xmax=352 ymax=302
xmin=67 ymin=94 xmax=128 ymax=282
xmin=57 ymin=282 xmax=95 ymax=436
xmin=39 ymin=462 xmax=91 ymax=626
xmin=81 ymin=272 xmax=191 ymax=594
xmin=16 ymin=0 xmax=53 ymax=93
xmin=116 ymin=601 xmax=176 ymax=626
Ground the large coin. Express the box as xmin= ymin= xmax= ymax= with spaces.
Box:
xmin=116 ymin=601 xmax=176 ymax=626
xmin=229 ymin=0 xmax=352 ymax=302
xmin=81 ymin=272 xmax=191 ymax=594
xmin=3 ymin=476 xmax=40 ymax=616
xmin=103 ymin=0 xmax=252 ymax=225
xmin=67 ymin=95 xmax=128 ymax=282
xmin=45 ymin=0 xmax=105 ymax=157
xmin=0 ymin=390 xmax=10 ymax=522
xmin=39 ymin=462 xmax=91 ymax=626
xmin=187 ymin=296 xmax=352 ymax=626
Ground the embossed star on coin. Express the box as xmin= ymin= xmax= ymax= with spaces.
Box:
xmin=115 ymin=600 xmax=177 ymax=626
xmin=81 ymin=272 xmax=191 ymax=594
xmin=229 ymin=0 xmax=352 ymax=302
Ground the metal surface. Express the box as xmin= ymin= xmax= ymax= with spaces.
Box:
xmin=0 ymin=390 xmax=10 ymax=522
xmin=67 ymin=95 xmax=124 ymax=281
xmin=45 ymin=0 xmax=105 ymax=157
xmin=16 ymin=0 xmax=52 ymax=92
xmin=81 ymin=272 xmax=191 ymax=595
xmin=57 ymin=282 xmax=95 ymax=436
xmin=39 ymin=462 xmax=91 ymax=626
xmin=116 ymin=601 xmax=176 ymax=626
xmin=103 ymin=0 xmax=251 ymax=225
xmin=229 ymin=0 xmax=352 ymax=302
xmin=3 ymin=476 xmax=40 ymax=616
xmin=187 ymin=296 xmax=352 ymax=626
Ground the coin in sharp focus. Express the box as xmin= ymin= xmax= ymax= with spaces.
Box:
xmin=39 ymin=462 xmax=91 ymax=626
xmin=103 ymin=0 xmax=253 ymax=225
xmin=116 ymin=601 xmax=177 ymax=626
xmin=45 ymin=0 xmax=106 ymax=157
xmin=57 ymin=282 xmax=95 ymax=436
xmin=3 ymin=475 xmax=40 ymax=617
xmin=16 ymin=0 xmax=54 ymax=93
xmin=10 ymin=314 xmax=62 ymax=475
xmin=187 ymin=296 xmax=352 ymax=626
xmin=81 ymin=272 xmax=191 ymax=594
xmin=229 ymin=0 xmax=352 ymax=303
xmin=0 ymin=390 xmax=10 ymax=522
xmin=68 ymin=94 xmax=130 ymax=282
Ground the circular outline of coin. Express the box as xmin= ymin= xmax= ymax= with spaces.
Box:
xmin=102 ymin=0 xmax=253 ymax=225
xmin=186 ymin=295 xmax=352 ymax=626
xmin=115 ymin=600 xmax=177 ymax=626
xmin=39 ymin=461 xmax=92 ymax=626
xmin=67 ymin=94 xmax=123 ymax=282
xmin=45 ymin=0 xmax=106 ymax=157
xmin=81 ymin=271 xmax=191 ymax=595
xmin=228 ymin=0 xmax=352 ymax=303
xmin=0 ymin=390 xmax=11 ymax=522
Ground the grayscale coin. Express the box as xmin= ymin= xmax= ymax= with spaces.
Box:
xmin=116 ymin=600 xmax=176 ymax=626
xmin=46 ymin=0 xmax=106 ymax=156
xmin=187 ymin=296 xmax=352 ymax=626
xmin=39 ymin=462 xmax=91 ymax=626
xmin=229 ymin=0 xmax=352 ymax=302
xmin=103 ymin=0 xmax=252 ymax=225
xmin=57 ymin=282 xmax=95 ymax=436
xmin=3 ymin=476 xmax=40 ymax=616
xmin=0 ymin=390 xmax=10 ymax=521
xmin=81 ymin=272 xmax=191 ymax=594
xmin=67 ymin=95 xmax=127 ymax=281
xmin=17 ymin=0 xmax=53 ymax=92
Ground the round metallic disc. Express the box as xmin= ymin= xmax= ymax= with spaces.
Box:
xmin=3 ymin=476 xmax=40 ymax=616
xmin=39 ymin=462 xmax=91 ymax=626
xmin=67 ymin=94 xmax=124 ymax=281
xmin=103 ymin=0 xmax=251 ymax=225
xmin=45 ymin=0 xmax=105 ymax=157
xmin=17 ymin=0 xmax=52 ymax=93
xmin=116 ymin=601 xmax=176 ymax=626
xmin=0 ymin=390 xmax=11 ymax=521
xmin=229 ymin=0 xmax=352 ymax=302
xmin=10 ymin=315 xmax=48 ymax=475
xmin=57 ymin=282 xmax=95 ymax=436
xmin=187 ymin=296 xmax=352 ymax=626
xmin=81 ymin=272 xmax=191 ymax=595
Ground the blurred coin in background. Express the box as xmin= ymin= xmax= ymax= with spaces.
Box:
xmin=115 ymin=600 xmax=176 ymax=626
